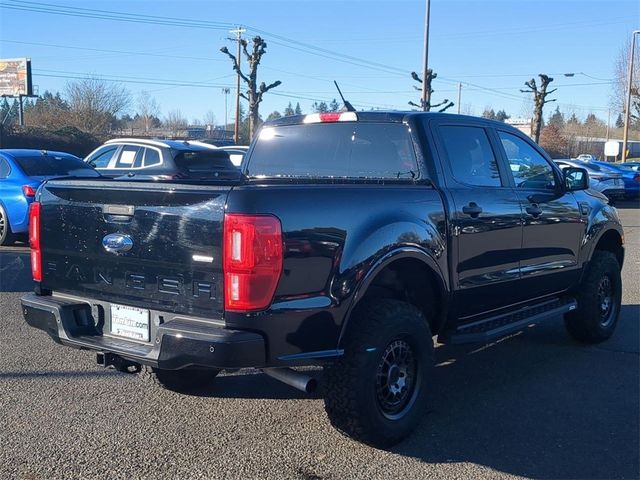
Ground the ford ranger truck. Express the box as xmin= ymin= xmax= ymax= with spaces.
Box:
xmin=21 ymin=111 xmax=624 ymax=448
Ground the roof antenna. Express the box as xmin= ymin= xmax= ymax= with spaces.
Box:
xmin=333 ymin=80 xmax=356 ymax=112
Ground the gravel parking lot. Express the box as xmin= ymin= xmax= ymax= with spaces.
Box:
xmin=0 ymin=203 xmax=638 ymax=480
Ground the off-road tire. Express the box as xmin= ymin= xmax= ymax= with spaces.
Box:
xmin=565 ymin=250 xmax=622 ymax=343
xmin=0 ymin=205 xmax=16 ymax=246
xmin=141 ymin=366 xmax=221 ymax=392
xmin=323 ymin=299 xmax=434 ymax=448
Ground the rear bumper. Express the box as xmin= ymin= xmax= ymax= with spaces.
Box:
xmin=21 ymin=293 xmax=266 ymax=370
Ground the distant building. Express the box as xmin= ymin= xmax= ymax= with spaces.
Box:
xmin=505 ymin=118 xmax=532 ymax=137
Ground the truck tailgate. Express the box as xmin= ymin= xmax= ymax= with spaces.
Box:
xmin=38 ymin=180 xmax=231 ymax=317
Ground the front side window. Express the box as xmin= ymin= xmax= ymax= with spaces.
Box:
xmin=499 ymin=131 xmax=556 ymax=190
xmin=439 ymin=125 xmax=502 ymax=187
xmin=87 ymin=145 xmax=118 ymax=169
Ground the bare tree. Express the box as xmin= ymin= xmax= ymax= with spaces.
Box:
xmin=137 ymin=90 xmax=160 ymax=133
xmin=202 ymin=110 xmax=217 ymax=126
xmin=164 ymin=109 xmax=188 ymax=137
xmin=408 ymin=69 xmax=453 ymax=112
xmin=66 ymin=77 xmax=130 ymax=134
xmin=612 ymin=40 xmax=640 ymax=126
xmin=220 ymin=36 xmax=282 ymax=139
xmin=521 ymin=74 xmax=556 ymax=143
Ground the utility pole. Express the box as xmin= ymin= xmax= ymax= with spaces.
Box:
xmin=606 ymin=108 xmax=611 ymax=142
xmin=420 ymin=0 xmax=431 ymax=111
xmin=18 ymin=94 xmax=24 ymax=126
xmin=622 ymin=30 xmax=639 ymax=163
xmin=229 ymin=27 xmax=245 ymax=144
xmin=221 ymin=87 xmax=230 ymax=138
xmin=457 ymin=82 xmax=462 ymax=114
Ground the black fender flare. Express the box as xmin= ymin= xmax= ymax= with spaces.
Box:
xmin=337 ymin=246 xmax=448 ymax=347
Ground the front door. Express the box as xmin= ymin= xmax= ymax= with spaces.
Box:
xmin=495 ymin=130 xmax=584 ymax=299
xmin=433 ymin=123 xmax=523 ymax=318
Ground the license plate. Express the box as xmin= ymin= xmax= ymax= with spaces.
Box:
xmin=110 ymin=304 xmax=150 ymax=342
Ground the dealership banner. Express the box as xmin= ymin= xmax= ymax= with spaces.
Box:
xmin=0 ymin=58 xmax=33 ymax=96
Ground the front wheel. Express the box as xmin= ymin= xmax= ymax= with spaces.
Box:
xmin=565 ymin=250 xmax=622 ymax=343
xmin=323 ymin=299 xmax=434 ymax=448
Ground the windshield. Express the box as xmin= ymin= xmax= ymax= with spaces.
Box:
xmin=15 ymin=154 xmax=99 ymax=177
xmin=246 ymin=122 xmax=418 ymax=179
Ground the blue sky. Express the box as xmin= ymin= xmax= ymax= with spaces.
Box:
xmin=0 ymin=0 xmax=638 ymax=125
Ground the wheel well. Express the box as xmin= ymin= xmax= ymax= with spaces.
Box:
xmin=595 ymin=229 xmax=624 ymax=267
xmin=358 ymin=258 xmax=446 ymax=334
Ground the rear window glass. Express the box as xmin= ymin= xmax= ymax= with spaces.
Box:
xmin=15 ymin=154 xmax=98 ymax=177
xmin=246 ymin=122 xmax=418 ymax=179
xmin=173 ymin=150 xmax=239 ymax=179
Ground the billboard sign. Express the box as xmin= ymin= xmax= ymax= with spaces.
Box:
xmin=0 ymin=58 xmax=33 ymax=96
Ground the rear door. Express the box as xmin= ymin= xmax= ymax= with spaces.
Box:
xmin=431 ymin=120 xmax=523 ymax=317
xmin=495 ymin=129 xmax=584 ymax=298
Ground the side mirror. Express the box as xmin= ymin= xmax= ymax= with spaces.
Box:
xmin=563 ymin=167 xmax=589 ymax=191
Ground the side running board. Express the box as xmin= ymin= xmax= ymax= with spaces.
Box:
xmin=448 ymin=297 xmax=577 ymax=344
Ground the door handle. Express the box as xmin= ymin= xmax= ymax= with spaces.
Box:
xmin=526 ymin=204 xmax=543 ymax=217
xmin=462 ymin=202 xmax=483 ymax=218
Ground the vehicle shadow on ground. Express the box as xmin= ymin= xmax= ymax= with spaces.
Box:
xmin=393 ymin=304 xmax=640 ymax=479
xmin=0 ymin=250 xmax=33 ymax=293
xmin=0 ymin=369 xmax=122 ymax=380
xmin=183 ymin=368 xmax=324 ymax=400
xmin=614 ymin=199 xmax=640 ymax=210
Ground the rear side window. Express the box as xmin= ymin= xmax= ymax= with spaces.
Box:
xmin=87 ymin=145 xmax=118 ymax=168
xmin=0 ymin=158 xmax=10 ymax=178
xmin=247 ymin=122 xmax=418 ymax=179
xmin=143 ymin=148 xmax=161 ymax=167
xmin=173 ymin=150 xmax=239 ymax=179
xmin=439 ymin=126 xmax=502 ymax=187
xmin=115 ymin=146 xmax=143 ymax=168
xmin=14 ymin=155 xmax=98 ymax=177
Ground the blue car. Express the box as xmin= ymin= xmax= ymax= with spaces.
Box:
xmin=593 ymin=161 xmax=640 ymax=198
xmin=0 ymin=149 xmax=99 ymax=245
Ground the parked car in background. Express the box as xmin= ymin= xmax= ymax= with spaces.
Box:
xmin=219 ymin=145 xmax=249 ymax=166
xmin=593 ymin=161 xmax=640 ymax=198
xmin=577 ymin=154 xmax=598 ymax=162
xmin=198 ymin=139 xmax=235 ymax=147
xmin=0 ymin=149 xmax=99 ymax=246
xmin=555 ymin=159 xmax=625 ymax=203
xmin=85 ymin=139 xmax=238 ymax=180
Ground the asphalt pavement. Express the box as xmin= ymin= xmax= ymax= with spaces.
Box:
xmin=0 ymin=204 xmax=638 ymax=480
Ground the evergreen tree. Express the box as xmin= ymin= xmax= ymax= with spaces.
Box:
xmin=294 ymin=102 xmax=302 ymax=115
xmin=283 ymin=102 xmax=295 ymax=116
xmin=266 ymin=111 xmax=282 ymax=121
xmin=482 ymin=108 xmax=496 ymax=120
xmin=329 ymin=98 xmax=340 ymax=112
xmin=615 ymin=113 xmax=624 ymax=128
xmin=548 ymin=106 xmax=565 ymax=130
xmin=312 ymin=101 xmax=328 ymax=113
xmin=567 ymin=113 xmax=580 ymax=126
xmin=495 ymin=110 xmax=510 ymax=122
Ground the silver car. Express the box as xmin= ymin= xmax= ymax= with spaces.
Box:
xmin=555 ymin=159 xmax=625 ymax=202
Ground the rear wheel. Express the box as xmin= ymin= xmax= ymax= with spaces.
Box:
xmin=0 ymin=206 xmax=16 ymax=246
xmin=141 ymin=366 xmax=221 ymax=392
xmin=323 ymin=299 xmax=434 ymax=448
xmin=565 ymin=250 xmax=622 ymax=343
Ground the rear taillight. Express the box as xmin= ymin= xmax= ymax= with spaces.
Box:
xmin=634 ymin=175 xmax=640 ymax=183
xmin=29 ymin=202 xmax=42 ymax=282
xmin=22 ymin=185 xmax=36 ymax=197
xmin=223 ymin=213 xmax=283 ymax=311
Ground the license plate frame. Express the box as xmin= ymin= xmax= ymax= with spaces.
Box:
xmin=110 ymin=303 xmax=150 ymax=342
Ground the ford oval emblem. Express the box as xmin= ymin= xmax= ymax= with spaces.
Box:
xmin=102 ymin=233 xmax=133 ymax=254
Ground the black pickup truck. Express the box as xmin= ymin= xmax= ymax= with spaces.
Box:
xmin=21 ymin=111 xmax=624 ymax=447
